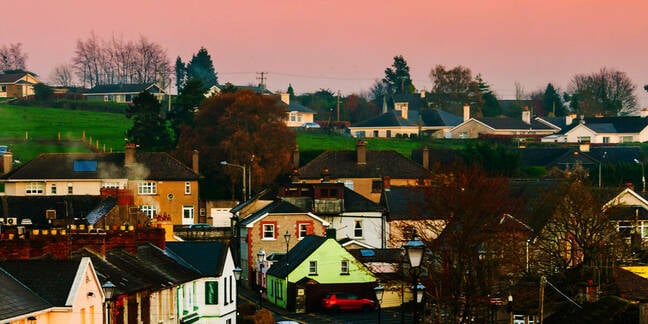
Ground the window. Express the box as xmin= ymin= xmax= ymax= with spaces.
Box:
xmin=205 ymin=281 xmax=218 ymax=305
xmin=140 ymin=205 xmax=156 ymax=218
xmin=299 ymin=223 xmax=308 ymax=239
xmin=341 ymin=260 xmax=349 ymax=274
xmin=355 ymin=131 xmax=366 ymax=138
xmin=373 ymin=130 xmax=379 ymax=137
xmin=102 ymin=182 xmax=120 ymax=189
xmin=137 ymin=181 xmax=157 ymax=195
xmin=354 ymin=221 xmax=363 ymax=238
xmin=372 ymin=179 xmax=383 ymax=193
xmin=577 ymin=136 xmax=590 ymax=143
xmin=617 ymin=221 xmax=632 ymax=237
xmin=224 ymin=277 xmax=228 ymax=305
xmin=622 ymin=136 xmax=634 ymax=143
xmin=51 ymin=184 xmax=57 ymax=194
xmin=183 ymin=206 xmax=194 ymax=219
xmin=67 ymin=183 xmax=73 ymax=194
xmin=26 ymin=182 xmax=44 ymax=195
xmin=185 ymin=182 xmax=191 ymax=194
xmin=229 ymin=275 xmax=234 ymax=303
xmin=386 ymin=130 xmax=392 ymax=138
xmin=309 ymin=261 xmax=318 ymax=275
xmin=0 ymin=85 xmax=5 ymax=92
xmin=262 ymin=223 xmax=275 ymax=239
xmin=602 ymin=136 xmax=610 ymax=143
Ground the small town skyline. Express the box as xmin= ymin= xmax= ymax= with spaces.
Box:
xmin=3 ymin=0 xmax=648 ymax=105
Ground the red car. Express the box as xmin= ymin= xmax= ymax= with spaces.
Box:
xmin=321 ymin=292 xmax=376 ymax=312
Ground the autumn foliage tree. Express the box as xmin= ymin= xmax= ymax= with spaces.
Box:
xmin=174 ymin=90 xmax=296 ymax=199
xmin=428 ymin=65 xmax=483 ymax=117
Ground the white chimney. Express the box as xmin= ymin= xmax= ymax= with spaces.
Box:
xmin=280 ymin=93 xmax=290 ymax=105
xmin=463 ymin=104 xmax=470 ymax=121
xmin=566 ymin=114 xmax=574 ymax=125
xmin=522 ymin=109 xmax=531 ymax=124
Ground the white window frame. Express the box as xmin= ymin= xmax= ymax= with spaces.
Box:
xmin=262 ymin=223 xmax=275 ymax=240
xmin=102 ymin=182 xmax=120 ymax=189
xmin=140 ymin=205 xmax=157 ymax=218
xmin=298 ymin=223 xmax=308 ymax=239
xmin=51 ymin=184 xmax=57 ymax=194
xmin=138 ymin=181 xmax=157 ymax=195
xmin=309 ymin=261 xmax=317 ymax=275
xmin=341 ymin=260 xmax=349 ymax=274
xmin=67 ymin=183 xmax=73 ymax=194
xmin=183 ymin=206 xmax=194 ymax=219
xmin=354 ymin=220 xmax=363 ymax=238
xmin=26 ymin=182 xmax=44 ymax=195
xmin=185 ymin=182 xmax=191 ymax=195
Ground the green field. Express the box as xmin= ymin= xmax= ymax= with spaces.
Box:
xmin=0 ymin=103 xmax=463 ymax=164
xmin=0 ymin=104 xmax=132 ymax=161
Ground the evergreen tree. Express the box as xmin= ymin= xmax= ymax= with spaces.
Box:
xmin=126 ymin=91 xmax=175 ymax=152
xmin=171 ymin=78 xmax=205 ymax=132
xmin=186 ymin=47 xmax=218 ymax=89
xmin=382 ymin=55 xmax=414 ymax=103
xmin=287 ymin=83 xmax=295 ymax=98
xmin=542 ymin=83 xmax=566 ymax=116
xmin=175 ymin=56 xmax=186 ymax=94
xmin=476 ymin=75 xmax=501 ymax=117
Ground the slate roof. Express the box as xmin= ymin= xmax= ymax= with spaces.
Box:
xmin=165 ymin=241 xmax=229 ymax=277
xmin=0 ymin=73 xmax=32 ymax=84
xmin=0 ymin=195 xmax=103 ymax=226
xmin=298 ymin=150 xmax=431 ymax=180
xmin=239 ymin=200 xmax=308 ymax=226
xmin=518 ymin=146 xmax=640 ymax=168
xmin=342 ymin=187 xmax=383 ymax=212
xmin=381 ymin=186 xmax=436 ymax=221
xmin=420 ymin=109 xmax=463 ymax=127
xmin=351 ymin=109 xmax=461 ymax=129
xmin=0 ymin=258 xmax=81 ymax=306
xmin=351 ymin=111 xmax=416 ymax=127
xmin=266 ymin=235 xmax=328 ymax=278
xmin=558 ymin=116 xmax=648 ymax=134
xmin=287 ymin=102 xmax=315 ymax=113
xmin=393 ymin=93 xmax=427 ymax=111
xmin=71 ymin=248 xmax=150 ymax=296
xmin=85 ymin=196 xmax=117 ymax=225
xmin=3 ymin=152 xmax=199 ymax=181
xmin=0 ymin=267 xmax=51 ymax=321
xmin=85 ymin=83 xmax=160 ymax=94
xmin=473 ymin=117 xmax=554 ymax=130
xmin=348 ymin=248 xmax=402 ymax=264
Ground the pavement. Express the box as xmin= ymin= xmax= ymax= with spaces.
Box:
xmin=238 ymin=286 xmax=416 ymax=323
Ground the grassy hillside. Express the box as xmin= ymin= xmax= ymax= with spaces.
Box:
xmin=0 ymin=104 xmax=132 ymax=162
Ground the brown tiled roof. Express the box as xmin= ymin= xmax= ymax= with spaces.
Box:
xmin=0 ymin=73 xmax=29 ymax=84
xmin=3 ymin=152 xmax=199 ymax=181
xmin=298 ymin=150 xmax=430 ymax=179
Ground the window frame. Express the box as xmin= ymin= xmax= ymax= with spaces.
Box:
xmin=183 ymin=206 xmax=194 ymax=220
xmin=51 ymin=183 xmax=57 ymax=194
xmin=262 ymin=223 xmax=276 ymax=240
xmin=341 ymin=260 xmax=349 ymax=274
xmin=354 ymin=220 xmax=363 ymax=238
xmin=204 ymin=281 xmax=218 ymax=305
xmin=185 ymin=181 xmax=191 ymax=195
xmin=26 ymin=182 xmax=44 ymax=195
xmin=309 ymin=261 xmax=318 ymax=275
xmin=140 ymin=205 xmax=157 ymax=218
xmin=137 ymin=181 xmax=158 ymax=195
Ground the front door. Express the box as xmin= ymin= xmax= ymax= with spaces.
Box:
xmin=182 ymin=206 xmax=194 ymax=225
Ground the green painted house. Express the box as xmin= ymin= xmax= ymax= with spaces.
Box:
xmin=265 ymin=234 xmax=377 ymax=312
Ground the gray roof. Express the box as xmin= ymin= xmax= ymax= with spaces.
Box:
xmin=0 ymin=73 xmax=33 ymax=84
xmin=71 ymin=248 xmax=151 ymax=296
xmin=266 ymin=235 xmax=329 ymax=278
xmin=381 ymin=186 xmax=437 ymax=221
xmin=352 ymin=111 xmax=416 ymax=127
xmin=85 ymin=83 xmax=161 ymax=94
xmin=3 ymin=152 xmax=199 ymax=181
xmin=474 ymin=117 xmax=554 ymax=130
xmin=85 ymin=196 xmax=117 ymax=225
xmin=240 ymin=200 xmax=308 ymax=226
xmin=558 ymin=116 xmax=648 ymax=134
xmin=165 ymin=241 xmax=229 ymax=277
xmin=0 ymin=267 xmax=51 ymax=320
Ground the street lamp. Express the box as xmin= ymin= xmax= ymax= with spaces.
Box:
xmin=507 ymin=294 xmax=514 ymax=324
xmin=635 ymin=158 xmax=645 ymax=192
xmin=283 ymin=230 xmax=291 ymax=307
xmin=257 ymin=250 xmax=266 ymax=309
xmin=404 ymin=232 xmax=426 ymax=324
xmin=221 ymin=161 xmax=247 ymax=201
xmin=102 ymin=281 xmax=116 ymax=324
xmin=374 ymin=283 xmax=385 ymax=324
xmin=233 ymin=267 xmax=242 ymax=318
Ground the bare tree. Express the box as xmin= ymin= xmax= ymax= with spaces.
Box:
xmin=49 ymin=64 xmax=75 ymax=86
xmin=428 ymin=65 xmax=483 ymax=117
xmin=567 ymin=67 xmax=638 ymax=116
xmin=0 ymin=43 xmax=28 ymax=72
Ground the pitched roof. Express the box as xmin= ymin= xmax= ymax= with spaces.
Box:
xmin=85 ymin=196 xmax=117 ymax=225
xmin=0 ymin=72 xmax=33 ymax=84
xmin=239 ymin=200 xmax=312 ymax=226
xmin=0 ymin=258 xmax=81 ymax=306
xmin=0 ymin=267 xmax=51 ymax=320
xmin=351 ymin=111 xmax=416 ymax=127
xmin=3 ymin=152 xmax=199 ymax=181
xmin=473 ymin=117 xmax=554 ymax=130
xmin=71 ymin=248 xmax=150 ymax=295
xmin=559 ymin=116 xmax=648 ymax=134
xmin=342 ymin=187 xmax=383 ymax=212
xmin=420 ymin=109 xmax=463 ymax=127
xmin=348 ymin=248 xmax=402 ymax=264
xmin=298 ymin=150 xmax=430 ymax=179
xmin=85 ymin=83 xmax=161 ymax=94
xmin=287 ymin=102 xmax=315 ymax=113
xmin=381 ymin=186 xmax=437 ymax=221
xmin=266 ymin=235 xmax=329 ymax=278
xmin=165 ymin=241 xmax=229 ymax=277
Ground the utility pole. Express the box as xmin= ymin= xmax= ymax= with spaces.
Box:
xmin=336 ymin=90 xmax=341 ymax=122
xmin=539 ymin=276 xmax=545 ymax=324
xmin=256 ymin=72 xmax=268 ymax=92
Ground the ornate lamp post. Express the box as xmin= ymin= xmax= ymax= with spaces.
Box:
xmin=257 ymin=250 xmax=266 ymax=309
xmin=374 ymin=283 xmax=385 ymax=324
xmin=220 ymin=161 xmax=247 ymax=201
xmin=233 ymin=266 xmax=242 ymax=317
xmin=102 ymin=281 xmax=116 ymax=324
xmin=404 ymin=232 xmax=426 ymax=324
xmin=283 ymin=230 xmax=291 ymax=307
xmin=635 ymin=158 xmax=646 ymax=192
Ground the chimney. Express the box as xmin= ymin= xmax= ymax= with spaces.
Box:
xmin=280 ymin=93 xmax=290 ymax=105
xmin=356 ymin=140 xmax=367 ymax=165
xmin=192 ymin=150 xmax=199 ymax=174
xmin=290 ymin=168 xmax=300 ymax=183
xmin=401 ymin=102 xmax=408 ymax=119
xmin=566 ymin=114 xmax=574 ymax=125
xmin=2 ymin=151 xmax=12 ymax=174
xmin=383 ymin=176 xmax=391 ymax=191
xmin=321 ymin=167 xmax=331 ymax=182
xmin=420 ymin=90 xmax=426 ymax=98
xmin=422 ymin=146 xmax=430 ymax=170
xmin=522 ymin=107 xmax=531 ymax=124
xmin=463 ymin=104 xmax=470 ymax=121
xmin=292 ymin=145 xmax=300 ymax=168
xmin=125 ymin=143 xmax=136 ymax=166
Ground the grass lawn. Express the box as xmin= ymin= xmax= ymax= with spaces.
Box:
xmin=0 ymin=104 xmax=132 ymax=161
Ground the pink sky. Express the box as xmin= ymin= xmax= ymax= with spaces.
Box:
xmin=4 ymin=0 xmax=648 ymax=106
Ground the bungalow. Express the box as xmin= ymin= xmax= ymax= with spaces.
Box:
xmin=449 ymin=105 xmax=556 ymax=139
xmin=540 ymin=115 xmax=648 ymax=144
xmin=83 ymin=83 xmax=165 ymax=103
xmin=0 ymin=72 xmax=39 ymax=98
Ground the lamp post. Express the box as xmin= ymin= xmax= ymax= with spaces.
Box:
xmin=507 ymin=294 xmax=514 ymax=324
xmin=374 ymin=283 xmax=384 ymax=324
xmin=257 ymin=250 xmax=265 ymax=309
xmin=635 ymin=158 xmax=645 ymax=192
xmin=220 ymin=161 xmax=246 ymax=201
xmin=404 ymin=232 xmax=426 ymax=324
xmin=233 ymin=267 xmax=242 ymax=319
xmin=102 ymin=281 xmax=116 ymax=324
xmin=284 ymin=230 xmax=291 ymax=308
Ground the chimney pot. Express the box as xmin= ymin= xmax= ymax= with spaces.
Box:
xmin=357 ymin=140 xmax=367 ymax=165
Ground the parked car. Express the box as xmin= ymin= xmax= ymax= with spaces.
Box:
xmin=188 ymin=223 xmax=214 ymax=229
xmin=301 ymin=122 xmax=321 ymax=129
xmin=321 ymin=292 xmax=376 ymax=312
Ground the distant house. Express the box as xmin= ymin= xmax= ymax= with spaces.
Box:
xmin=265 ymin=235 xmax=376 ymax=312
xmin=0 ymin=257 xmax=104 ymax=324
xmin=279 ymin=93 xmax=316 ymax=127
xmin=296 ymin=140 xmax=431 ymax=202
xmin=0 ymin=72 xmax=39 ymax=98
xmin=449 ymin=105 xmax=556 ymax=139
xmin=1 ymin=143 xmax=200 ymax=226
xmin=540 ymin=115 xmax=648 ymax=144
xmin=83 ymin=83 xmax=165 ymax=103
